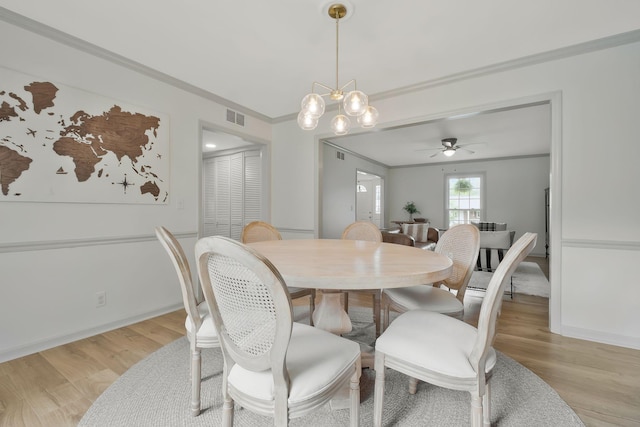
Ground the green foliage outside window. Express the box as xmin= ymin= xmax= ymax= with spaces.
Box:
xmin=454 ymin=178 xmax=472 ymax=194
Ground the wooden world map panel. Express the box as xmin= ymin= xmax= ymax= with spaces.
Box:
xmin=0 ymin=66 xmax=169 ymax=204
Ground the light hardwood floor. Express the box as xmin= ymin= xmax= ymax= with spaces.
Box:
xmin=1 ymin=257 xmax=638 ymax=426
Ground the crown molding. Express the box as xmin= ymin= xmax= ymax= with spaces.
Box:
xmin=0 ymin=7 xmax=272 ymax=124
xmin=3 ymin=7 xmax=640 ymax=126
xmin=274 ymin=29 xmax=640 ymax=123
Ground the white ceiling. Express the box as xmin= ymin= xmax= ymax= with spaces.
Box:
xmin=326 ymin=102 xmax=551 ymax=166
xmin=202 ymin=129 xmax=256 ymax=153
xmin=2 ymin=1 xmax=639 ymax=164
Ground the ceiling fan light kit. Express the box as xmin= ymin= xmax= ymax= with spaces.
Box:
xmin=298 ymin=3 xmax=379 ymax=135
xmin=442 ymin=137 xmax=457 ymax=156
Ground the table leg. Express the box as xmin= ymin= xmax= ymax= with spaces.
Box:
xmin=312 ymin=290 xmax=352 ymax=335
xmin=312 ymin=290 xmax=375 ymax=368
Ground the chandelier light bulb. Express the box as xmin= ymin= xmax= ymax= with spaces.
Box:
xmin=297 ymin=111 xmax=319 ymax=130
xmin=300 ymin=93 xmax=325 ymax=118
xmin=443 ymin=148 xmax=456 ymax=157
xmin=331 ymin=114 xmax=351 ymax=135
xmin=357 ymin=105 xmax=379 ymax=128
xmin=343 ymin=90 xmax=368 ymax=116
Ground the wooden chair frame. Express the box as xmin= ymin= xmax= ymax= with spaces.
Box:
xmin=241 ymin=221 xmax=316 ymax=325
xmin=196 ymin=236 xmax=361 ymax=426
xmin=155 ymin=226 xmax=220 ymax=416
xmin=373 ymin=233 xmax=537 ymax=427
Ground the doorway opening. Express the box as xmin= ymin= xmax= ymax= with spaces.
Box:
xmin=356 ymin=170 xmax=384 ymax=228
xmin=200 ymin=127 xmax=269 ymax=240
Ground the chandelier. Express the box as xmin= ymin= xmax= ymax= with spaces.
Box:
xmin=297 ymin=3 xmax=379 ymax=135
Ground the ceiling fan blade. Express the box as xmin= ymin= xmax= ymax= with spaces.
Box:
xmin=460 ymin=142 xmax=487 ymax=148
xmin=459 ymin=147 xmax=475 ymax=154
xmin=429 ymin=151 xmax=441 ymax=158
xmin=414 ymin=147 xmax=442 ymax=152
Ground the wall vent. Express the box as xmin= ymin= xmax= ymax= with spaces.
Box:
xmin=336 ymin=151 xmax=345 ymax=160
xmin=226 ymin=109 xmax=245 ymax=126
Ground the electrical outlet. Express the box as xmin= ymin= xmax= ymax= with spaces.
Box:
xmin=96 ymin=291 xmax=106 ymax=307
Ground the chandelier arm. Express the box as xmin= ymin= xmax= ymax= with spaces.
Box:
xmin=312 ymin=81 xmax=335 ymax=94
xmin=339 ymin=79 xmax=357 ymax=92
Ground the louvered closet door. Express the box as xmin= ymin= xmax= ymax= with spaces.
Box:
xmin=202 ymin=150 xmax=262 ymax=240
xmin=230 ymin=153 xmax=244 ymax=241
xmin=213 ymin=156 xmax=231 ymax=237
xmin=243 ymin=151 xmax=262 ymax=226
xmin=203 ymin=157 xmax=217 ymax=237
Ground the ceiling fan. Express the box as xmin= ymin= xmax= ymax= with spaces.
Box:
xmin=417 ymin=138 xmax=479 ymax=158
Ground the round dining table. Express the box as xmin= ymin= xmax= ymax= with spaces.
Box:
xmin=247 ymin=238 xmax=453 ymax=335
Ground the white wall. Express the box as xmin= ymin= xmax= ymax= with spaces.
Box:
xmin=388 ymin=156 xmax=550 ymax=257
xmin=272 ymin=39 xmax=640 ymax=349
xmin=2 ymin=19 xmax=638 ymax=359
xmin=0 ymin=20 xmax=271 ymax=361
xmin=321 ymin=144 xmax=389 ymax=239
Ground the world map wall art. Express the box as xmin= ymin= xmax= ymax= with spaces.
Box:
xmin=0 ymin=66 xmax=170 ymax=204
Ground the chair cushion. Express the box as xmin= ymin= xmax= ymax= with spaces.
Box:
xmin=228 ymin=322 xmax=360 ymax=404
xmin=376 ymin=310 xmax=496 ymax=379
xmin=384 ymin=285 xmax=463 ymax=315
xmin=402 ymin=223 xmax=431 ymax=242
xmin=185 ymin=302 xmax=219 ymax=346
xmin=479 ymin=230 xmax=512 ymax=249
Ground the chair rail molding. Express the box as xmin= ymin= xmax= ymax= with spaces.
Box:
xmin=562 ymin=238 xmax=640 ymax=251
xmin=0 ymin=231 xmax=198 ymax=253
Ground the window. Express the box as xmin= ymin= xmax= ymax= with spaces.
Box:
xmin=446 ymin=174 xmax=483 ymax=228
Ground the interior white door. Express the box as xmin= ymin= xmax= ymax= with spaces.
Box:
xmin=356 ymin=181 xmax=373 ymax=221
xmin=202 ymin=150 xmax=262 ymax=240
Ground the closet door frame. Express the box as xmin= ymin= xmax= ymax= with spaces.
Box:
xmin=199 ymin=125 xmax=270 ymax=240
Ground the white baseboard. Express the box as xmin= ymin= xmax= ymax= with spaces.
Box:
xmin=0 ymin=303 xmax=183 ymax=363
xmin=561 ymin=325 xmax=640 ymax=350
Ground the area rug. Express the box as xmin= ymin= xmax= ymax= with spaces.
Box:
xmin=468 ymin=261 xmax=550 ymax=297
xmin=79 ymin=307 xmax=581 ymax=426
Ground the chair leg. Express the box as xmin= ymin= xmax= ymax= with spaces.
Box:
xmin=373 ymin=351 xmax=386 ymax=427
xmin=221 ymin=368 xmax=234 ymax=427
xmin=190 ymin=344 xmax=201 ymax=416
xmin=408 ymin=377 xmax=419 ymax=395
xmin=470 ymin=393 xmax=483 ymax=427
xmin=309 ymin=290 xmax=316 ymax=326
xmin=510 ymin=275 xmax=514 ymax=299
xmin=483 ymin=382 xmax=491 ymax=427
xmin=373 ymin=292 xmax=381 ymax=338
xmin=382 ymin=295 xmax=391 ymax=332
xmin=350 ymin=359 xmax=361 ymax=427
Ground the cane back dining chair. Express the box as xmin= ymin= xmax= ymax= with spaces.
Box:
xmin=155 ymin=226 xmax=220 ymax=417
xmin=195 ymin=236 xmax=361 ymax=426
xmin=341 ymin=220 xmax=384 ymax=337
xmin=373 ymin=232 xmax=537 ymax=427
xmin=382 ymin=224 xmax=480 ymax=330
xmin=241 ymin=221 xmax=316 ymax=325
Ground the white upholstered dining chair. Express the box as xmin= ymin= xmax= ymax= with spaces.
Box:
xmin=241 ymin=221 xmax=316 ymax=325
xmin=373 ymin=232 xmax=537 ymax=427
xmin=341 ymin=220 xmax=384 ymax=336
xmin=382 ymin=224 xmax=480 ymax=328
xmin=155 ymin=226 xmax=220 ymax=417
xmin=196 ymin=236 xmax=361 ymax=426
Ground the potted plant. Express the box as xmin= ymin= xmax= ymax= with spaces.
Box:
xmin=402 ymin=201 xmax=420 ymax=221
